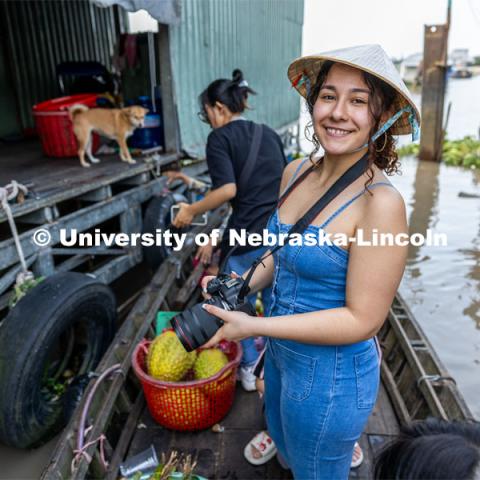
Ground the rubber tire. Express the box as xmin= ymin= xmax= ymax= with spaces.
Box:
xmin=142 ymin=192 xmax=188 ymax=270
xmin=0 ymin=272 xmax=116 ymax=448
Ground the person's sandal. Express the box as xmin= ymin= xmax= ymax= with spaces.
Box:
xmin=244 ymin=431 xmax=277 ymax=465
xmin=350 ymin=442 xmax=364 ymax=469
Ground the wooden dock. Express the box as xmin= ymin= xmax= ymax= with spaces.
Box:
xmin=126 ymin=383 xmax=399 ymax=479
xmin=0 ymin=139 xmax=178 ymax=223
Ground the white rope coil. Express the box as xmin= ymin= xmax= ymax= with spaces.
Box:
xmin=0 ymin=181 xmax=34 ymax=283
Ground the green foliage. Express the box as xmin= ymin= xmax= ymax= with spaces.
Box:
xmin=146 ymin=451 xmax=199 ymax=480
xmin=397 ymin=136 xmax=480 ymax=169
xmin=43 ymin=378 xmax=67 ymax=397
xmin=397 ymin=142 xmax=420 ymax=157
xmin=8 ymin=276 xmax=45 ymax=309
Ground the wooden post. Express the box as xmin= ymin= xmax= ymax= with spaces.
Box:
xmin=419 ymin=24 xmax=449 ymax=162
xmin=407 ymin=161 xmax=440 ymax=263
xmin=158 ymin=24 xmax=181 ymax=154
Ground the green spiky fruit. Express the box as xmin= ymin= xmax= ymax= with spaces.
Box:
xmin=194 ymin=348 xmax=229 ymax=380
xmin=147 ymin=331 xmax=197 ymax=381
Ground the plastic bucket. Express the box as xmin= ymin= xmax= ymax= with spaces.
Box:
xmin=132 ymin=339 xmax=242 ymax=431
xmin=33 ymin=94 xmax=100 ymax=157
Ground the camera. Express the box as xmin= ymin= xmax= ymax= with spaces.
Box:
xmin=171 ymin=274 xmax=256 ymax=352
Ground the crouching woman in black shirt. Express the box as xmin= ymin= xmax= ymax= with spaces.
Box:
xmin=171 ymin=69 xmax=286 ymax=391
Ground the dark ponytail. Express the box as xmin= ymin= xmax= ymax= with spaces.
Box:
xmin=198 ymin=69 xmax=256 ymax=122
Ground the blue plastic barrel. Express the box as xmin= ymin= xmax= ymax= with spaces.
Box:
xmin=127 ymin=96 xmax=164 ymax=149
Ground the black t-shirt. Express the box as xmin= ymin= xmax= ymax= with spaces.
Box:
xmin=206 ymin=119 xmax=286 ymax=259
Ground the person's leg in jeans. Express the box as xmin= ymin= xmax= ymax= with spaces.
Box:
xmin=224 ymin=246 xmax=270 ymax=390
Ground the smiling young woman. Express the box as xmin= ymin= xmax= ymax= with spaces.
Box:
xmin=306 ymin=60 xmax=401 ymax=181
xmin=200 ymin=44 xmax=421 ymax=479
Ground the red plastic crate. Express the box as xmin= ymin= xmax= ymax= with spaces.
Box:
xmin=133 ymin=339 xmax=242 ymax=431
xmin=33 ymin=94 xmax=100 ymax=157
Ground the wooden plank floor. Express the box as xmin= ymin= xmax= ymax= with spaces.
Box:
xmin=126 ymin=383 xmax=399 ymax=479
xmin=0 ymin=139 xmax=138 ymax=191
xmin=0 ymin=139 xmax=174 ymax=221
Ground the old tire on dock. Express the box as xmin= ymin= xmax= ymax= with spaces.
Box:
xmin=142 ymin=192 xmax=188 ymax=270
xmin=0 ymin=272 xmax=116 ymax=448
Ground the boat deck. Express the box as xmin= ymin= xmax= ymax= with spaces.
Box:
xmin=127 ymin=382 xmax=399 ymax=479
xmin=0 ymin=139 xmax=177 ymax=222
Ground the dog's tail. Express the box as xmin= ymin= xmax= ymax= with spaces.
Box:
xmin=68 ymin=104 xmax=89 ymax=121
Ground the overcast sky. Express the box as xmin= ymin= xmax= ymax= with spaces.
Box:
xmin=128 ymin=0 xmax=480 ymax=58
xmin=302 ymin=0 xmax=480 ymax=58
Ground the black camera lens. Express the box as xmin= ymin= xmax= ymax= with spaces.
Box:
xmin=171 ymin=298 xmax=225 ymax=352
xmin=171 ymin=276 xmax=254 ymax=351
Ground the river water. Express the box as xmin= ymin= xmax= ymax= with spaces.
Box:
xmin=300 ymin=74 xmax=480 ymax=418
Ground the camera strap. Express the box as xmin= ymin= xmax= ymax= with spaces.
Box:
xmin=237 ymin=152 xmax=369 ymax=302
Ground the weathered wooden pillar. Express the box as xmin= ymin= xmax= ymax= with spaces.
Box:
xmin=158 ymin=24 xmax=181 ymax=154
xmin=419 ymin=24 xmax=449 ymax=162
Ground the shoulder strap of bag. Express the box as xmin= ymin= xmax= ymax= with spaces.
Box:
xmin=238 ymin=152 xmax=369 ymax=301
xmin=238 ymin=123 xmax=263 ymax=192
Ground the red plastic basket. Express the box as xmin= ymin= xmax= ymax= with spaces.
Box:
xmin=132 ymin=338 xmax=242 ymax=431
xmin=32 ymin=94 xmax=100 ymax=157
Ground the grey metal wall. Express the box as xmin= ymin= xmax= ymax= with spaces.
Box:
xmin=0 ymin=0 xmax=124 ymax=132
xmin=169 ymin=0 xmax=304 ymax=155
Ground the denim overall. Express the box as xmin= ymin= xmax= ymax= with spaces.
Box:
xmin=264 ymin=159 xmax=393 ymax=479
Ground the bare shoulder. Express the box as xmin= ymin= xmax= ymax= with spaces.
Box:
xmin=362 ymin=181 xmax=407 ymax=229
xmin=279 ymin=157 xmax=311 ymax=193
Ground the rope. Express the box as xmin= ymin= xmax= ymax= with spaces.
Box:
xmin=71 ymin=426 xmax=108 ymax=473
xmin=71 ymin=364 xmax=124 ymax=475
xmin=417 ymin=374 xmax=456 ymax=387
xmin=0 ymin=181 xmax=34 ymax=285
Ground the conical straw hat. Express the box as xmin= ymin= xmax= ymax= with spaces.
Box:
xmin=288 ymin=44 xmax=420 ymax=136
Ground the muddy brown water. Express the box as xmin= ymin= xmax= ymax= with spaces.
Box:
xmin=392 ymin=156 xmax=480 ymax=419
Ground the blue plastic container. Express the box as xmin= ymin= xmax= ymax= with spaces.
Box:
xmin=127 ymin=96 xmax=164 ymax=149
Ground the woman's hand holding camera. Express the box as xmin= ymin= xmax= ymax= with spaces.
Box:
xmin=201 ymin=304 xmax=257 ymax=349
xmin=199 ymin=271 xmax=257 ymax=349
xmin=200 ymin=271 xmax=240 ymax=299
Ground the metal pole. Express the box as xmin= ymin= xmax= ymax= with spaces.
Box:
xmin=147 ymin=31 xmax=156 ymax=113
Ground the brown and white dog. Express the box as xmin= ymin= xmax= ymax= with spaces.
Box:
xmin=69 ymin=105 xmax=148 ymax=167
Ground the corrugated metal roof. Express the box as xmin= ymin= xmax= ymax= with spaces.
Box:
xmin=170 ymin=0 xmax=304 ymax=155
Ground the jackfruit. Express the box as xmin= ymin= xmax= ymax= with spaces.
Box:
xmin=147 ymin=331 xmax=197 ymax=381
xmin=194 ymin=348 xmax=229 ymax=380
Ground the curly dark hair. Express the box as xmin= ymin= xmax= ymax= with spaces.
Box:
xmin=305 ymin=61 xmax=400 ymax=190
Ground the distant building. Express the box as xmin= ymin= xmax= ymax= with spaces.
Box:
xmin=450 ymin=48 xmax=471 ymax=67
xmin=399 ymin=52 xmax=423 ymax=83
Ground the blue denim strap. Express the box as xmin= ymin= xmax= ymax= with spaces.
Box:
xmin=281 ymin=157 xmax=310 ymax=195
xmin=320 ymin=182 xmax=394 ymax=229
